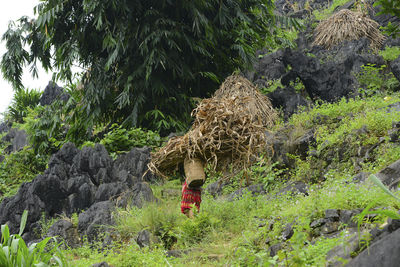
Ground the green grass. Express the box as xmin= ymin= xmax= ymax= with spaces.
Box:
xmin=59 ymin=92 xmax=400 ymax=266
xmin=313 ymin=0 xmax=352 ymax=21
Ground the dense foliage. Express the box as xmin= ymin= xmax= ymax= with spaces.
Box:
xmin=0 ymin=0 xmax=301 ymax=134
xmin=7 ymin=88 xmax=42 ymax=123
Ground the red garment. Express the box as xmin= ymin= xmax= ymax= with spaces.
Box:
xmin=181 ymin=181 xmax=202 ymax=214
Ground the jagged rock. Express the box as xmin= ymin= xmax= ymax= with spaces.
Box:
xmin=375 ymin=159 xmax=400 ymax=189
xmin=113 ymin=147 xmax=157 ymax=183
xmin=282 ymin=49 xmax=357 ymax=102
xmin=95 ymin=182 xmax=129 ymax=202
xmin=39 ymin=81 xmax=69 ymax=106
xmin=2 ymin=129 xmax=28 ymax=154
xmin=0 ymin=121 xmax=11 ymax=134
xmin=0 ymin=182 xmax=46 ymax=235
xmin=91 ymin=262 xmax=110 ymax=267
xmin=268 ymin=243 xmax=283 ymax=257
xmin=277 ymin=181 xmax=309 ymax=196
xmin=346 ymin=228 xmax=400 ymax=267
xmin=136 ymin=229 xmax=151 ymax=248
xmin=78 ymin=201 xmax=114 ymax=241
xmin=267 ymin=86 xmax=310 ymax=119
xmin=370 ymin=2 xmax=400 ymax=28
xmin=390 ymin=56 xmax=400 ymax=83
xmin=228 ymin=184 xmax=265 ymax=201
xmin=321 ymin=222 xmax=340 ymax=234
xmin=326 ymin=232 xmax=360 ymax=266
xmin=265 ymin=126 xmax=315 ymax=168
xmin=46 ymin=219 xmax=80 ymax=248
xmin=72 ymin=144 xmax=113 ymax=186
xmin=0 ymin=142 xmax=155 ymax=244
xmin=274 ymin=0 xmax=329 ymax=17
xmin=206 ymin=180 xmax=231 ymax=197
xmin=252 ymin=49 xmax=287 ymax=84
xmin=116 ymin=182 xmax=156 ymax=208
xmin=325 ymin=209 xmax=340 ymax=221
xmin=282 ymin=223 xmax=294 ymax=240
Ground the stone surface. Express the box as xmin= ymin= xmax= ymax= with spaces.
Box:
xmin=346 ymin=228 xmax=400 ymax=267
xmin=375 ymin=159 xmax=400 ymax=189
xmin=78 ymin=201 xmax=114 ymax=241
xmin=228 ymin=184 xmax=266 ymax=201
xmin=0 ymin=142 xmax=155 ymax=243
xmin=91 ymin=262 xmax=110 ymax=267
xmin=46 ymin=219 xmax=80 ymax=248
xmin=2 ymin=128 xmax=28 ymax=154
xmin=136 ymin=229 xmax=151 ymax=248
xmin=39 ymin=81 xmax=69 ymax=106
xmin=390 ymin=56 xmax=400 ymax=83
xmin=268 ymin=86 xmax=310 ymax=119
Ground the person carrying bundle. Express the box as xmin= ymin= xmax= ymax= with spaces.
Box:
xmin=180 ymin=157 xmax=205 ymax=218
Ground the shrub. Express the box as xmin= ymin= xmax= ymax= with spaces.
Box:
xmin=0 ymin=210 xmax=68 ymax=266
xmin=0 ymin=147 xmax=47 ymax=198
xmin=356 ymin=64 xmax=399 ymax=96
xmin=100 ymin=124 xmax=163 ymax=154
xmin=7 ymin=88 xmax=42 ymax=123
xmin=379 ymin=46 xmax=400 ymax=61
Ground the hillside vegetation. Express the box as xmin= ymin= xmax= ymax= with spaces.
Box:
xmin=1 ymin=0 xmax=400 ymax=266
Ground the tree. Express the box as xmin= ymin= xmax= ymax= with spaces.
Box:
xmin=1 ymin=0 xmax=296 ymax=134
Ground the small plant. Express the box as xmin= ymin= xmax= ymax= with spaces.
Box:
xmin=7 ymin=88 xmax=42 ymax=123
xmin=100 ymin=123 xmax=163 ymax=154
xmin=379 ymin=46 xmax=400 ymax=61
xmin=356 ymin=64 xmax=399 ymax=96
xmin=0 ymin=147 xmax=47 ymax=198
xmin=0 ymin=210 xmax=68 ymax=266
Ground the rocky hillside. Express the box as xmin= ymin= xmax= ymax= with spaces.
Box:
xmin=1 ymin=0 xmax=400 ymax=266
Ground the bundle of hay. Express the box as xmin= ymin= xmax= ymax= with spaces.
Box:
xmin=149 ymin=75 xmax=278 ymax=179
xmin=313 ymin=9 xmax=385 ymax=50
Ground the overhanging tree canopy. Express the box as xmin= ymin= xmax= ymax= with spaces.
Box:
xmin=1 ymin=0 xmax=293 ymax=134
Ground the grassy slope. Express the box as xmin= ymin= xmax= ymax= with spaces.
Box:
xmin=63 ymin=93 xmax=400 ymax=266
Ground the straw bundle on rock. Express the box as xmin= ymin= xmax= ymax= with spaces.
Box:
xmin=313 ymin=9 xmax=385 ymax=50
xmin=149 ymin=75 xmax=278 ymax=179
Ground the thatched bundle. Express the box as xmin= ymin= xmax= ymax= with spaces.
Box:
xmin=313 ymin=9 xmax=385 ymax=50
xmin=148 ymin=75 xmax=278 ymax=179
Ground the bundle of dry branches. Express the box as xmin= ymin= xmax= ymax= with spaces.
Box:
xmin=148 ymin=75 xmax=278 ymax=179
xmin=313 ymin=9 xmax=385 ymax=50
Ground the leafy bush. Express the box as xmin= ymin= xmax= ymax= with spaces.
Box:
xmin=100 ymin=124 xmax=163 ymax=154
xmin=7 ymin=88 xmax=42 ymax=123
xmin=0 ymin=147 xmax=47 ymax=198
xmin=379 ymin=46 xmax=400 ymax=61
xmin=356 ymin=64 xmax=399 ymax=96
xmin=0 ymin=210 xmax=68 ymax=266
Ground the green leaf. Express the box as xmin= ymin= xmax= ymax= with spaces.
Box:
xmin=369 ymin=174 xmax=400 ymax=201
xmin=18 ymin=210 xmax=28 ymax=236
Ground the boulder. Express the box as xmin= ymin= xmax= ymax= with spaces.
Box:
xmin=267 ymin=86 xmax=310 ymax=119
xmin=228 ymin=184 xmax=266 ymax=201
xmin=375 ymin=159 xmax=400 ymax=189
xmin=39 ymin=81 xmax=69 ymax=106
xmin=282 ymin=49 xmax=357 ymax=102
xmin=390 ymin=56 xmax=400 ymax=83
xmin=346 ymin=228 xmax=400 ymax=267
xmin=0 ymin=142 xmax=155 ymax=243
xmin=78 ymin=201 xmax=114 ymax=241
xmin=46 ymin=219 xmax=80 ymax=248
xmin=113 ymin=147 xmax=157 ymax=183
xmin=2 ymin=129 xmax=28 ymax=154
